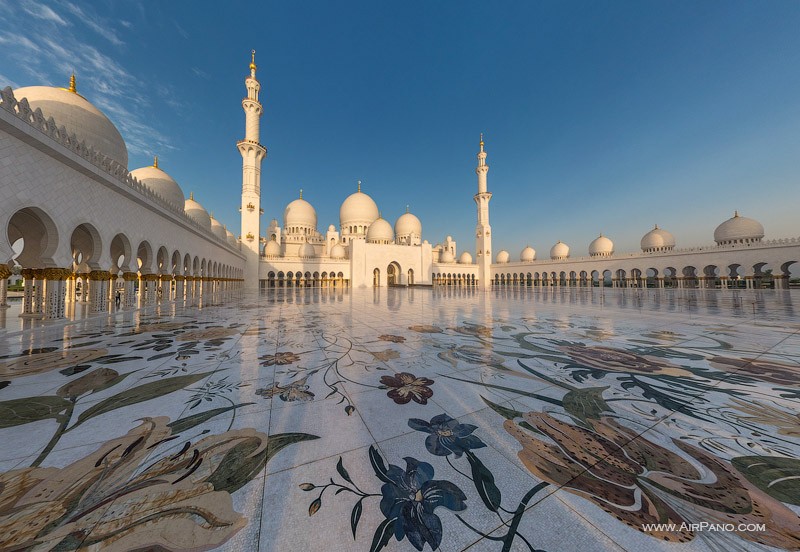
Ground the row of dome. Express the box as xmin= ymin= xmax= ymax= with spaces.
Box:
xmin=283 ymin=187 xmax=423 ymax=242
xmin=12 ymin=81 xmax=237 ymax=247
xmin=492 ymin=212 xmax=765 ymax=263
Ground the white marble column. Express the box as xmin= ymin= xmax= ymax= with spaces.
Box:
xmin=0 ymin=264 xmax=10 ymax=308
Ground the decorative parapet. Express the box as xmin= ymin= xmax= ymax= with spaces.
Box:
xmin=0 ymin=86 xmax=240 ymax=254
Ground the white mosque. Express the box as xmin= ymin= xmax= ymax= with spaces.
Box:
xmin=0 ymin=52 xmax=798 ymax=320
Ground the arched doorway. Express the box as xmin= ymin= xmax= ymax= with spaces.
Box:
xmin=407 ymin=268 xmax=414 ymax=286
xmin=373 ymin=268 xmax=380 ymax=287
xmin=387 ymin=262 xmax=401 ymax=286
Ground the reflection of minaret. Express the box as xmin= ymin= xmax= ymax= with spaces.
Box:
xmin=474 ymin=134 xmax=492 ymax=290
xmin=239 ymin=50 xmax=266 ymax=288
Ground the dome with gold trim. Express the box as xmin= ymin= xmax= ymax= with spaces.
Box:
xmin=714 ymin=211 xmax=764 ymax=245
xmin=14 ymin=75 xmax=128 ymax=168
xmin=184 ymin=193 xmax=211 ymax=230
xmin=340 ymin=183 xmax=379 ymax=229
xmin=284 ymin=191 xmax=317 ymax=231
xmin=550 ymin=241 xmax=569 ymax=260
xmin=366 ymin=216 xmax=394 ymax=244
xmin=130 ymin=157 xmax=185 ymax=210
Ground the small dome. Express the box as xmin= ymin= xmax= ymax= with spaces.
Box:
xmin=130 ymin=161 xmax=185 ymax=209
xmin=440 ymin=250 xmax=455 ymax=263
xmin=496 ymin=250 xmax=510 ymax=264
xmin=340 ymin=187 xmax=379 ymax=228
xmin=395 ymin=211 xmax=422 ymax=239
xmin=284 ymin=197 xmax=317 ymax=230
xmin=14 ymin=83 xmax=128 ymax=168
xmin=209 ymin=215 xmax=227 ymax=240
xmin=298 ymin=242 xmax=316 ymax=258
xmin=264 ymin=240 xmax=281 ymax=257
xmin=226 ymin=230 xmax=237 ymax=247
xmin=328 ymin=224 xmax=336 ymax=232
xmin=714 ymin=211 xmax=764 ymax=245
xmin=185 ymin=194 xmax=211 ymax=230
xmin=458 ymin=251 xmax=473 ymax=264
xmin=588 ymin=235 xmax=613 ymax=257
xmin=520 ymin=246 xmax=536 ymax=262
xmin=367 ymin=217 xmax=394 ymax=243
xmin=330 ymin=243 xmax=346 ymax=259
xmin=550 ymin=241 xmax=569 ymax=260
xmin=640 ymin=225 xmax=675 ymax=252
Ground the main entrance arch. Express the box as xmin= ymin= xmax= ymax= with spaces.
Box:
xmin=387 ymin=262 xmax=401 ymax=286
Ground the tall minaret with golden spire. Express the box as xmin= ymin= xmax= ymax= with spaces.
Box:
xmin=238 ymin=50 xmax=266 ymax=288
xmin=474 ymin=134 xmax=492 ymax=290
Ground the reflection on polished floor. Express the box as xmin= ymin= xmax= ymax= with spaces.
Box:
xmin=0 ymin=287 xmax=798 ymax=551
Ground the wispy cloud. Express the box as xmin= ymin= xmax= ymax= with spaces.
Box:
xmin=191 ymin=67 xmax=210 ymax=79
xmin=60 ymin=2 xmax=124 ymax=47
xmin=0 ymin=73 xmax=20 ymax=89
xmin=173 ymin=20 xmax=189 ymax=39
xmin=21 ymin=1 xmax=68 ymax=26
xmin=0 ymin=2 xmax=176 ymax=159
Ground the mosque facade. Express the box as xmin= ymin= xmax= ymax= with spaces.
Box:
xmin=0 ymin=53 xmax=798 ymax=320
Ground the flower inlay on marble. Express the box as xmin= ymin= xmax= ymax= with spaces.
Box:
xmin=0 ymin=286 xmax=799 ymax=551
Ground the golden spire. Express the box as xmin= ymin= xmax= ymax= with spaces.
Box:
xmin=479 ymin=132 xmax=484 ymax=150
xmin=153 ymin=155 xmax=159 ymax=168
xmin=357 ymin=180 xmax=361 ymax=192
xmin=68 ymin=73 xmax=76 ymax=94
xmin=406 ymin=204 xmax=409 ymax=213
xmin=299 ymin=188 xmax=303 ymax=199
xmin=249 ymin=49 xmax=257 ymax=71
xmin=189 ymin=191 xmax=194 ymax=200
xmin=734 ymin=210 xmax=740 ymax=217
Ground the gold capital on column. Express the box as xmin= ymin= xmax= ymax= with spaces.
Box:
xmin=0 ymin=264 xmax=11 ymax=279
xmin=122 ymin=272 xmax=138 ymax=281
xmin=43 ymin=268 xmax=72 ymax=280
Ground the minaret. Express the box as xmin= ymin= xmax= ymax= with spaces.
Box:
xmin=238 ymin=50 xmax=266 ymax=289
xmin=474 ymin=134 xmax=492 ymax=290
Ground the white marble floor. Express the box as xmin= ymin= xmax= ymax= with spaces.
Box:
xmin=0 ymin=287 xmax=798 ymax=551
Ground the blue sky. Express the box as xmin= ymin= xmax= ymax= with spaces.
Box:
xmin=1 ymin=1 xmax=799 ymax=258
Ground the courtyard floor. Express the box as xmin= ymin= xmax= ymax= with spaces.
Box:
xmin=0 ymin=287 xmax=798 ymax=551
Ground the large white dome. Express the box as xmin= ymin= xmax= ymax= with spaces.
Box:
xmin=395 ymin=211 xmax=422 ymax=238
xmin=209 ymin=215 xmax=227 ymax=240
xmin=520 ymin=246 xmax=536 ymax=262
xmin=130 ymin=161 xmax=185 ymax=210
xmin=340 ymin=187 xmax=379 ymax=228
xmin=184 ymin=194 xmax=211 ymax=230
xmin=458 ymin=251 xmax=473 ymax=264
xmin=284 ymin=196 xmax=317 ymax=230
xmin=588 ymin=235 xmax=613 ymax=257
xmin=550 ymin=241 xmax=569 ymax=260
xmin=330 ymin=243 xmax=346 ymax=259
xmin=366 ymin=217 xmax=394 ymax=243
xmin=226 ymin=229 xmax=237 ymax=247
xmin=714 ymin=211 xmax=764 ymax=245
xmin=641 ymin=225 xmax=675 ymax=252
xmin=264 ymin=240 xmax=281 ymax=257
xmin=14 ymin=82 xmax=128 ymax=168
xmin=440 ymin=249 xmax=455 ymax=263
xmin=298 ymin=242 xmax=316 ymax=258
xmin=496 ymin=250 xmax=510 ymax=264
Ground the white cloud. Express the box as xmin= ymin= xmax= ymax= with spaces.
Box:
xmin=191 ymin=67 xmax=210 ymax=80
xmin=0 ymin=3 xmax=176 ymax=158
xmin=0 ymin=74 xmax=20 ymax=89
xmin=173 ymin=20 xmax=189 ymax=39
xmin=60 ymin=2 xmax=124 ymax=47
xmin=22 ymin=2 xmax=68 ymax=26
